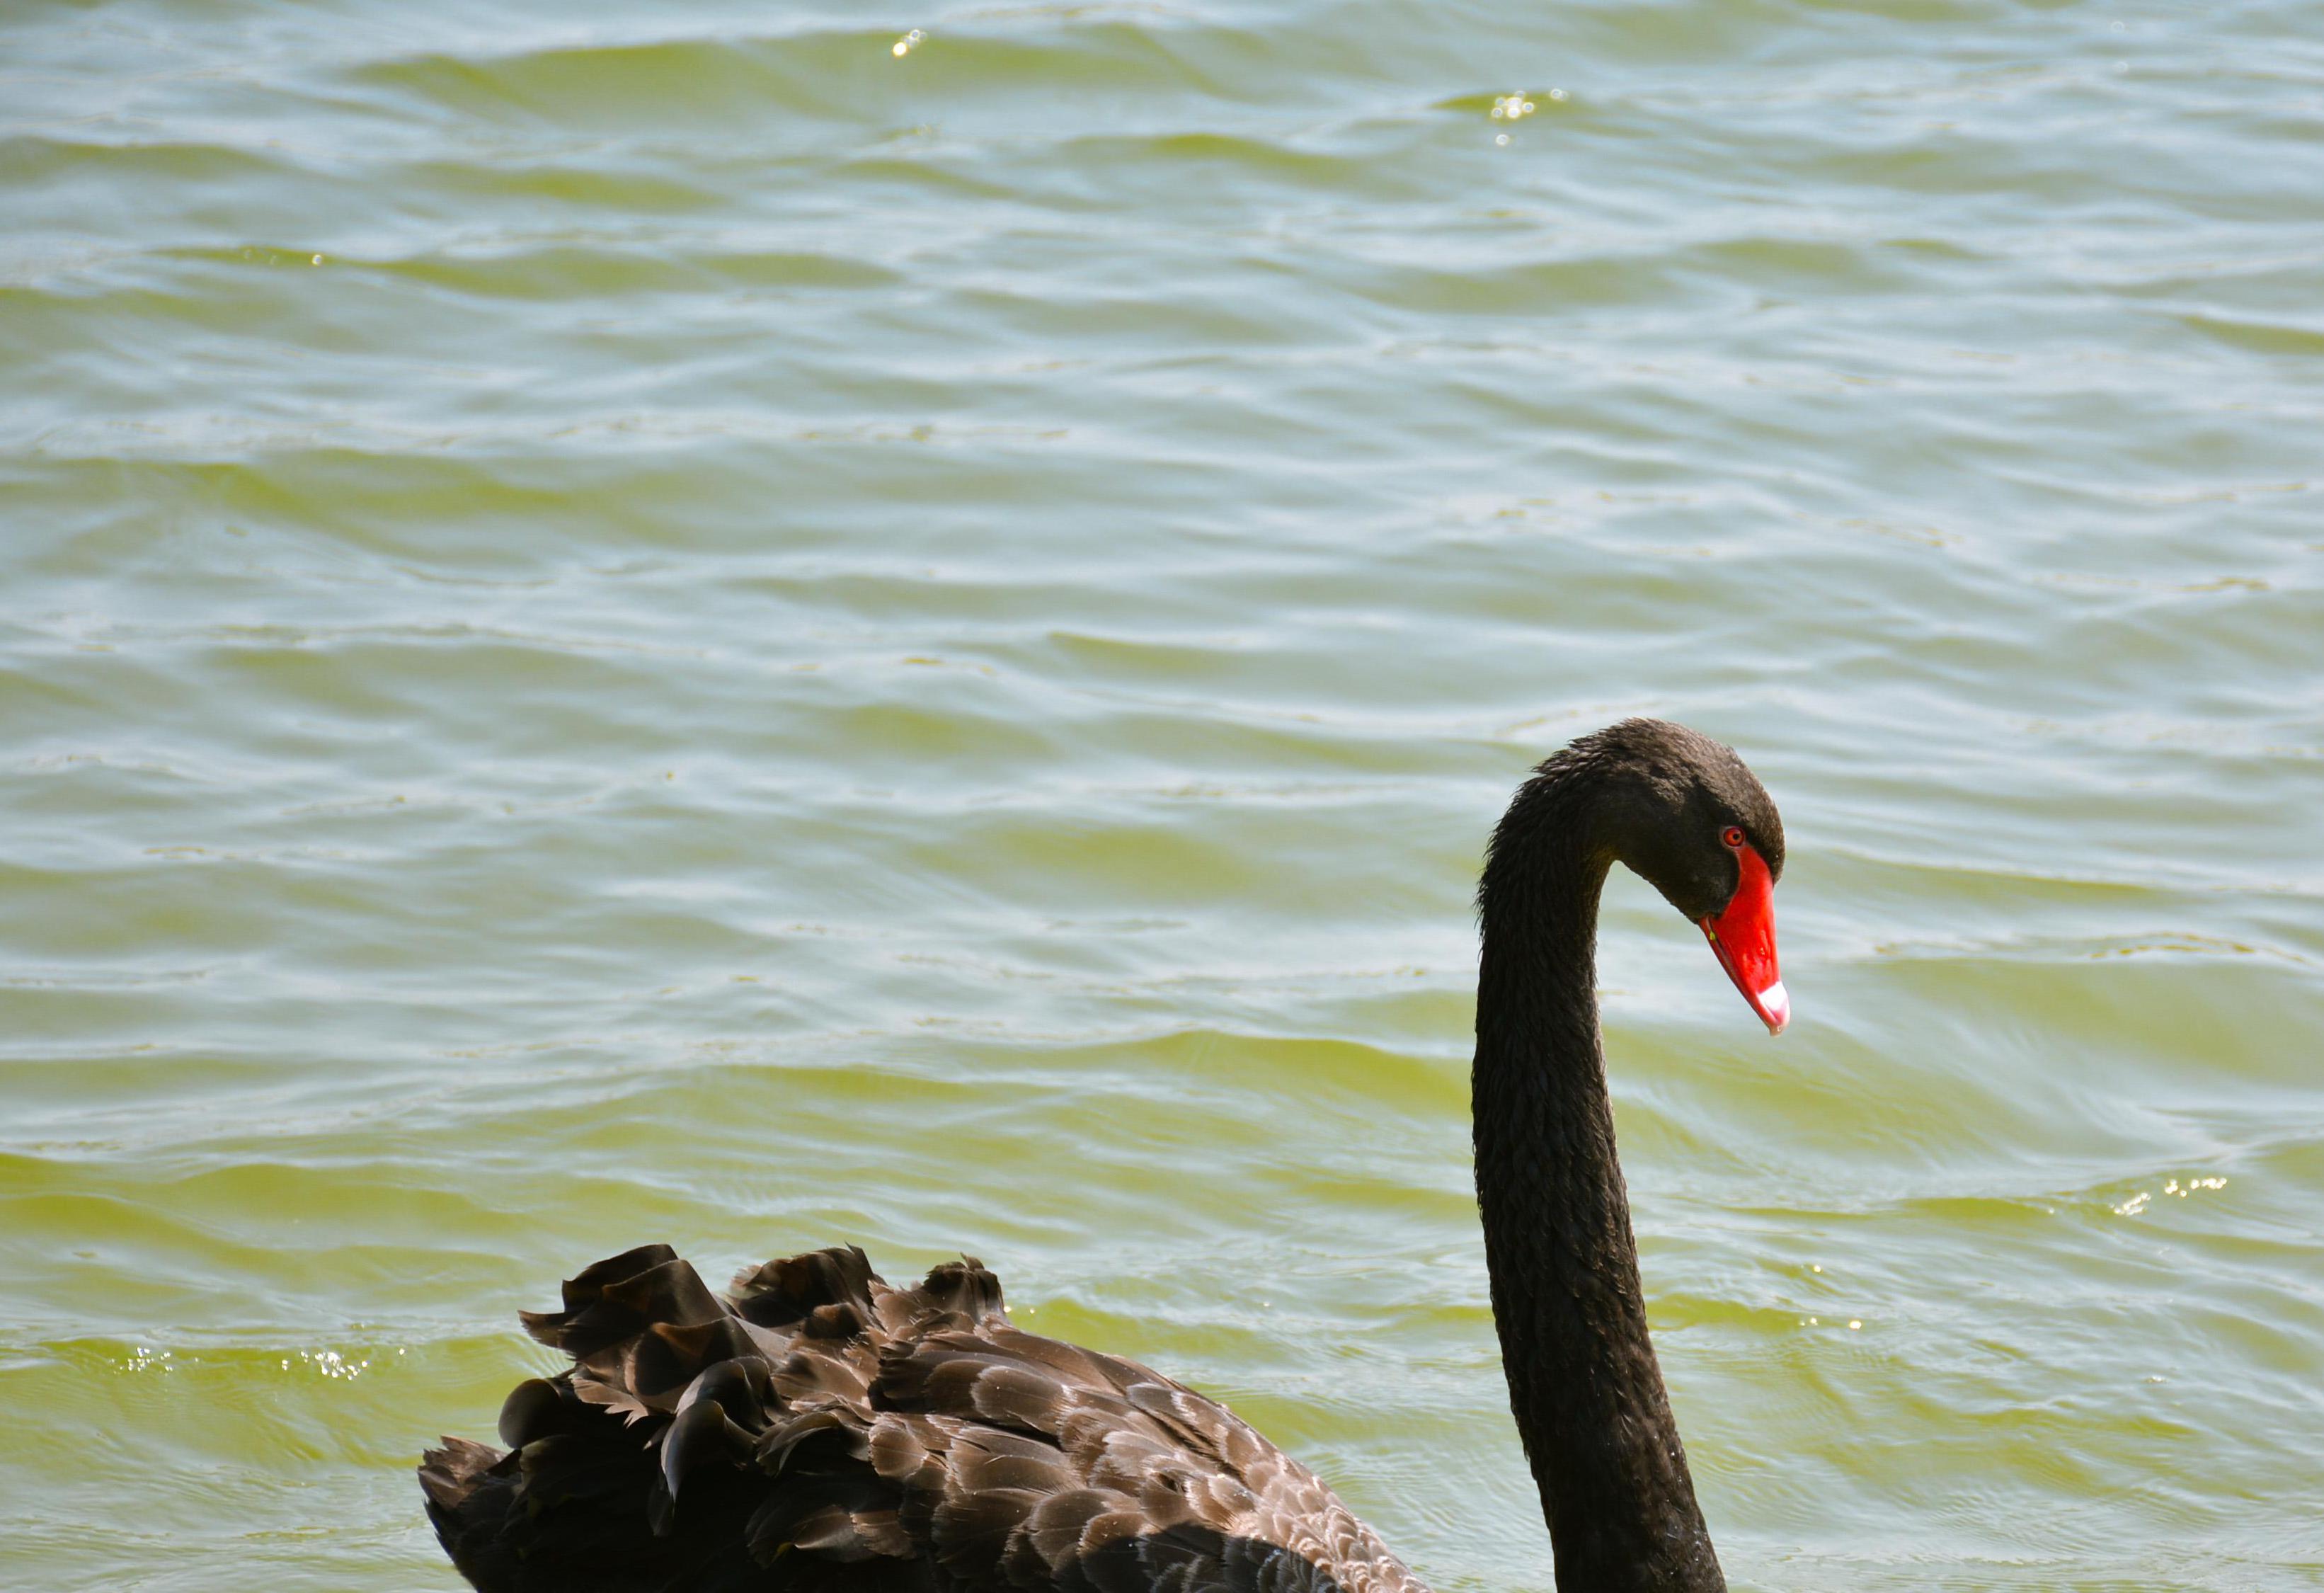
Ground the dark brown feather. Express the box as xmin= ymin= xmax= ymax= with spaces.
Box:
xmin=421 ymin=1247 xmax=1425 ymax=1593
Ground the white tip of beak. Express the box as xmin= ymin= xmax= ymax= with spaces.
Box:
xmin=1758 ymin=980 xmax=1791 ymax=1035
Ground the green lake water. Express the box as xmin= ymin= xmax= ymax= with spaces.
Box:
xmin=4 ymin=1 xmax=2321 ymax=1587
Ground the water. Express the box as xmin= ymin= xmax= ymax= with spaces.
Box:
xmin=4 ymin=1 xmax=2321 ymax=1587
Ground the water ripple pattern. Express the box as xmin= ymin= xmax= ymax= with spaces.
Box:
xmin=3 ymin=1 xmax=2320 ymax=1589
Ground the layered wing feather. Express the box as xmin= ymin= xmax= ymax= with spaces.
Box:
xmin=421 ymin=1246 xmax=1428 ymax=1593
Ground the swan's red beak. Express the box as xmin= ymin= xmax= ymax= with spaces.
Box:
xmin=1700 ymin=843 xmax=1787 ymax=1034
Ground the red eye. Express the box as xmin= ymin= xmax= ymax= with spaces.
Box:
xmin=1722 ymin=826 xmax=1745 ymax=849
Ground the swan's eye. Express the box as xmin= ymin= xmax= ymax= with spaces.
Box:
xmin=1721 ymin=826 xmax=1744 ymax=849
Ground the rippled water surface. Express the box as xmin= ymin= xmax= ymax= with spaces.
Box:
xmin=5 ymin=1 xmax=2323 ymax=1587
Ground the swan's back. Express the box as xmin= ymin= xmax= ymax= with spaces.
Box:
xmin=420 ymin=1245 xmax=1428 ymax=1593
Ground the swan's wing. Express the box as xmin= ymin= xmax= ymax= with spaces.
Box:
xmin=875 ymin=1325 xmax=1423 ymax=1593
xmin=420 ymin=1247 xmax=1429 ymax=1593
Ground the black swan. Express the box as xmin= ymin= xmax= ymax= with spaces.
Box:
xmin=421 ymin=718 xmax=1787 ymax=1593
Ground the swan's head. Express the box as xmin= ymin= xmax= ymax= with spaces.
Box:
xmin=1576 ymin=719 xmax=1790 ymax=1034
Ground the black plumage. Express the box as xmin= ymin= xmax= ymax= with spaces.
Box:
xmin=421 ymin=1244 xmax=1422 ymax=1593
xmin=423 ymin=719 xmax=1785 ymax=1593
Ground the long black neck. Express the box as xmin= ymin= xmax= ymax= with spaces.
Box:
xmin=1473 ymin=774 xmax=1724 ymax=1593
